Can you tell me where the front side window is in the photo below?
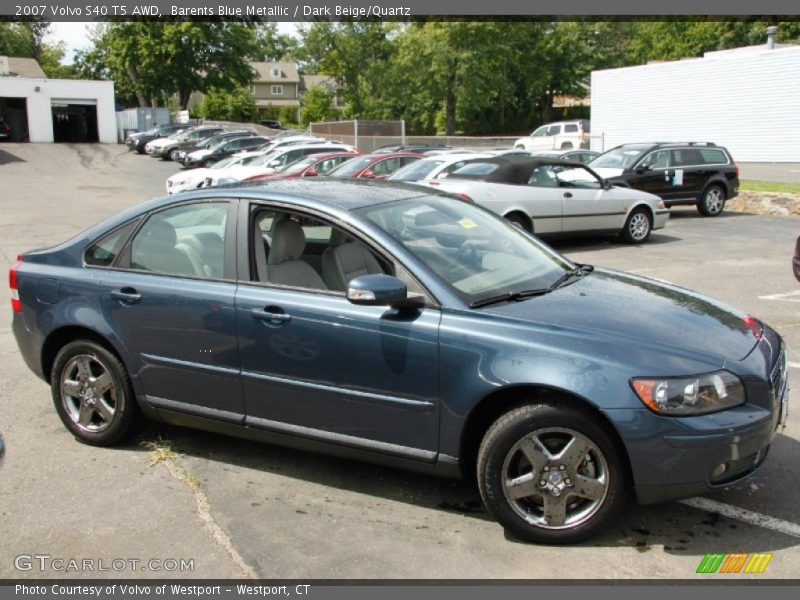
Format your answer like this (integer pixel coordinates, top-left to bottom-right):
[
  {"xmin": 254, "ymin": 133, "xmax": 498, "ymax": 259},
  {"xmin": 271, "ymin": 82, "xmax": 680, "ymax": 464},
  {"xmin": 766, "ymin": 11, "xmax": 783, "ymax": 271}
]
[
  {"xmin": 640, "ymin": 150, "xmax": 670, "ymax": 170},
  {"xmin": 527, "ymin": 165, "xmax": 559, "ymax": 187},
  {"xmin": 130, "ymin": 203, "xmax": 228, "ymax": 279},
  {"xmin": 547, "ymin": 125, "xmax": 561, "ymax": 136},
  {"xmin": 250, "ymin": 210, "xmax": 390, "ymax": 292},
  {"xmin": 531, "ymin": 126, "xmax": 548, "ymax": 137},
  {"xmin": 359, "ymin": 196, "xmax": 572, "ymax": 306}
]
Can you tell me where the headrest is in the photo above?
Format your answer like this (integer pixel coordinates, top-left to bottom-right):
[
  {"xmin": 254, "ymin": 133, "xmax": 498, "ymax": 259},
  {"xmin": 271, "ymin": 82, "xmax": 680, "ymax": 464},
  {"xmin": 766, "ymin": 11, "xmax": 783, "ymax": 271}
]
[
  {"xmin": 329, "ymin": 229, "xmax": 350, "ymax": 247},
  {"xmin": 268, "ymin": 219, "xmax": 306, "ymax": 265},
  {"xmin": 142, "ymin": 220, "xmax": 177, "ymax": 248}
]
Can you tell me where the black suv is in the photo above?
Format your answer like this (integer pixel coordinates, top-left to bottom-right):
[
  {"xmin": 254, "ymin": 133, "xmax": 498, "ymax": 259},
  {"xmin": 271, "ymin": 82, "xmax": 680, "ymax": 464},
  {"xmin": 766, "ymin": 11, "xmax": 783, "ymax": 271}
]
[{"xmin": 589, "ymin": 142, "xmax": 739, "ymax": 216}]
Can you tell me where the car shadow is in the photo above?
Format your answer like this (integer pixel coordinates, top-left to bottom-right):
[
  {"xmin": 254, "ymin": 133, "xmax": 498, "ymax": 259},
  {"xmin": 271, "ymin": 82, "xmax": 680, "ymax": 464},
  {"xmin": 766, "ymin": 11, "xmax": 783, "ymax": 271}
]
[
  {"xmin": 0, "ymin": 147, "xmax": 26, "ymax": 165},
  {"xmin": 118, "ymin": 420, "xmax": 799, "ymax": 555},
  {"xmin": 667, "ymin": 208, "xmax": 753, "ymax": 220},
  {"xmin": 549, "ymin": 232, "xmax": 683, "ymax": 254}
]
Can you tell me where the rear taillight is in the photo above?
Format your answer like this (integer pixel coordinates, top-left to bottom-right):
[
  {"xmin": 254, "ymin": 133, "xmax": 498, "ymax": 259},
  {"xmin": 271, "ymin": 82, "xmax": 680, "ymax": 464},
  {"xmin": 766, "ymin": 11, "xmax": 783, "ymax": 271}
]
[
  {"xmin": 743, "ymin": 315, "xmax": 763, "ymax": 339},
  {"xmin": 735, "ymin": 164, "xmax": 739, "ymax": 177},
  {"xmin": 453, "ymin": 193, "xmax": 473, "ymax": 202},
  {"xmin": 9, "ymin": 255, "xmax": 22, "ymax": 312}
]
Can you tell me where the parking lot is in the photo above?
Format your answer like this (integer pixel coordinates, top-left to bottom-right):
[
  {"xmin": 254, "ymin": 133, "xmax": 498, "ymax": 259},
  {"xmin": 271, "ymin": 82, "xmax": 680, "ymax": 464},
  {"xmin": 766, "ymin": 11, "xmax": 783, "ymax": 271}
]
[{"xmin": 0, "ymin": 143, "xmax": 798, "ymax": 579}]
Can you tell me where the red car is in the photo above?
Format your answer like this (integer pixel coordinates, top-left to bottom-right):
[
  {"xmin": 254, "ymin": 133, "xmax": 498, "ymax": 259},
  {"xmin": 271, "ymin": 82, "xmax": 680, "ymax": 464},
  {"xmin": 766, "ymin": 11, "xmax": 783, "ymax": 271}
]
[
  {"xmin": 243, "ymin": 152, "xmax": 360, "ymax": 182},
  {"xmin": 794, "ymin": 235, "xmax": 800, "ymax": 282},
  {"xmin": 326, "ymin": 152, "xmax": 421, "ymax": 180}
]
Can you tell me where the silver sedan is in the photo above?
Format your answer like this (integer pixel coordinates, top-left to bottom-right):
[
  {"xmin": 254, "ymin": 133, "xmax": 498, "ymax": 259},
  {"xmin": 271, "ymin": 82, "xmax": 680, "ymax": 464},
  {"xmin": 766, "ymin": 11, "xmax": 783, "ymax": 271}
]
[{"xmin": 424, "ymin": 156, "xmax": 669, "ymax": 243}]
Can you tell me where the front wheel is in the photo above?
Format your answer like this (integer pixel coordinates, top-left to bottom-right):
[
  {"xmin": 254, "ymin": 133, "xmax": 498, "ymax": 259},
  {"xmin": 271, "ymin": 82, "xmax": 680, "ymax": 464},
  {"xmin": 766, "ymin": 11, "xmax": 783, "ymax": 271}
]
[
  {"xmin": 698, "ymin": 185, "xmax": 726, "ymax": 217},
  {"xmin": 560, "ymin": 142, "xmax": 573, "ymax": 150},
  {"xmin": 168, "ymin": 148, "xmax": 182, "ymax": 162},
  {"xmin": 477, "ymin": 403, "xmax": 628, "ymax": 544},
  {"xmin": 51, "ymin": 340, "xmax": 138, "ymax": 446},
  {"xmin": 620, "ymin": 207, "xmax": 652, "ymax": 244}
]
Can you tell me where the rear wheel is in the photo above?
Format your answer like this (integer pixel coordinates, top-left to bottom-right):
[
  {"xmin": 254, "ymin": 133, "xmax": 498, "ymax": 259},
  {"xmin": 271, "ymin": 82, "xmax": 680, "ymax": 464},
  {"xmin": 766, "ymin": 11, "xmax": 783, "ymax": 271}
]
[
  {"xmin": 167, "ymin": 148, "xmax": 181, "ymax": 162},
  {"xmin": 51, "ymin": 340, "xmax": 138, "ymax": 446},
  {"xmin": 505, "ymin": 212, "xmax": 533, "ymax": 233},
  {"xmin": 560, "ymin": 142, "xmax": 573, "ymax": 150},
  {"xmin": 477, "ymin": 403, "xmax": 627, "ymax": 544},
  {"xmin": 698, "ymin": 184, "xmax": 726, "ymax": 217},
  {"xmin": 620, "ymin": 207, "xmax": 652, "ymax": 244}
]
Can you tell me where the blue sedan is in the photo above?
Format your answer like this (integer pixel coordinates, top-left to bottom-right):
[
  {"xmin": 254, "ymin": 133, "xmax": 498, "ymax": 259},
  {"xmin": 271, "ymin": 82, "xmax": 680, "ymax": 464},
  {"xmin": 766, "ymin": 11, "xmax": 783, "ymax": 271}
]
[{"xmin": 10, "ymin": 179, "xmax": 787, "ymax": 543}]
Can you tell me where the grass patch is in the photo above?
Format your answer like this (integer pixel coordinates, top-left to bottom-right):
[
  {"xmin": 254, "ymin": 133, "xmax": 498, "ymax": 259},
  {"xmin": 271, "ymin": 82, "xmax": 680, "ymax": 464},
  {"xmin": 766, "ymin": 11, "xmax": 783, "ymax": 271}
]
[
  {"xmin": 142, "ymin": 437, "xmax": 181, "ymax": 467},
  {"xmin": 740, "ymin": 180, "xmax": 800, "ymax": 194}
]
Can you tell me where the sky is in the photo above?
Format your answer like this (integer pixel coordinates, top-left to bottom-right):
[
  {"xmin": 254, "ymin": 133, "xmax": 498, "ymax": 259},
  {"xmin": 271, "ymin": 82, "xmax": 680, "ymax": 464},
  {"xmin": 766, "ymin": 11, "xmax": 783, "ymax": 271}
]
[{"xmin": 48, "ymin": 22, "xmax": 300, "ymax": 64}]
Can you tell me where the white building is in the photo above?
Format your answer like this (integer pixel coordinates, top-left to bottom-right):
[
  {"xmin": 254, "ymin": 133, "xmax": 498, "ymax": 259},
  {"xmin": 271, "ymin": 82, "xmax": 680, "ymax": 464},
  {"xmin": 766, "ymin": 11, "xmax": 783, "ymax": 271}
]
[
  {"xmin": 0, "ymin": 56, "xmax": 116, "ymax": 144},
  {"xmin": 590, "ymin": 43, "xmax": 800, "ymax": 162}
]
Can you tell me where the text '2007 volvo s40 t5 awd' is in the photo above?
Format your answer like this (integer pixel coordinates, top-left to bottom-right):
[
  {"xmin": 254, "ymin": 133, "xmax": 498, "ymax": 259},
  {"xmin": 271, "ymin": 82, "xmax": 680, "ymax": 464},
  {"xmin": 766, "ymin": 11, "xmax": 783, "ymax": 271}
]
[{"xmin": 10, "ymin": 179, "xmax": 789, "ymax": 543}]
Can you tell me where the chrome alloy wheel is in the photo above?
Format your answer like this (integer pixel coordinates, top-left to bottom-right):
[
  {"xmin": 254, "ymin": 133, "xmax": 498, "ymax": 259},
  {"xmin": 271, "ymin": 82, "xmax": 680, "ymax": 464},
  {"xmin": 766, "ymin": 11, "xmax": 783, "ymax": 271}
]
[
  {"xmin": 704, "ymin": 187, "xmax": 725, "ymax": 215},
  {"xmin": 501, "ymin": 427, "xmax": 609, "ymax": 530},
  {"xmin": 628, "ymin": 212, "xmax": 650, "ymax": 241},
  {"xmin": 60, "ymin": 354, "xmax": 117, "ymax": 433}
]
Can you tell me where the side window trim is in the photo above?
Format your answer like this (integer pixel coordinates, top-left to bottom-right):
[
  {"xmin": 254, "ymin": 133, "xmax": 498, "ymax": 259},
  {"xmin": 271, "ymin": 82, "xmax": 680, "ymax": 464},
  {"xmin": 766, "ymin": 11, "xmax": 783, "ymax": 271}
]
[
  {"xmin": 238, "ymin": 199, "xmax": 440, "ymax": 307},
  {"xmin": 83, "ymin": 217, "xmax": 142, "ymax": 270}
]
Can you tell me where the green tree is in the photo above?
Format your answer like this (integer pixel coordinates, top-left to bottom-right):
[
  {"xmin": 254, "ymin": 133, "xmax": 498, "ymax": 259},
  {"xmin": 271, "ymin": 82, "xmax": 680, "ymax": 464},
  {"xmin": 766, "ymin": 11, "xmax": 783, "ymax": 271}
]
[
  {"xmin": 200, "ymin": 87, "xmax": 256, "ymax": 122},
  {"xmin": 75, "ymin": 22, "xmax": 257, "ymax": 109},
  {"xmin": 254, "ymin": 23, "xmax": 298, "ymax": 61},
  {"xmin": 301, "ymin": 85, "xmax": 338, "ymax": 125}
]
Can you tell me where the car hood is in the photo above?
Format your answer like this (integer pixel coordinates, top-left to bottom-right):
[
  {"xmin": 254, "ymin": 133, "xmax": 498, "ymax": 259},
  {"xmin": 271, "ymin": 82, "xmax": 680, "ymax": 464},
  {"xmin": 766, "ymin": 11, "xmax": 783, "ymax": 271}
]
[
  {"xmin": 167, "ymin": 168, "xmax": 213, "ymax": 185},
  {"xmin": 591, "ymin": 167, "xmax": 625, "ymax": 178},
  {"xmin": 188, "ymin": 149, "xmax": 213, "ymax": 160},
  {"xmin": 481, "ymin": 268, "xmax": 759, "ymax": 364}
]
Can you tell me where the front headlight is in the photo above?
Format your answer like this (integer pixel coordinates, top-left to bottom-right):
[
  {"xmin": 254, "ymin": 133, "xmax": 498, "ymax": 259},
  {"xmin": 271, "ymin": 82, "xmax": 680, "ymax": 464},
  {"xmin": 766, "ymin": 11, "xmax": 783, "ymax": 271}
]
[{"xmin": 630, "ymin": 370, "xmax": 745, "ymax": 416}]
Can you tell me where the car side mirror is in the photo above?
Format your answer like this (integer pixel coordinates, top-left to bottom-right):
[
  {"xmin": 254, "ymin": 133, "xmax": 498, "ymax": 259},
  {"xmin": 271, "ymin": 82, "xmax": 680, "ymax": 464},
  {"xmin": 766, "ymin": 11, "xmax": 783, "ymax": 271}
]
[
  {"xmin": 268, "ymin": 159, "xmax": 281, "ymax": 167},
  {"xmin": 347, "ymin": 274, "xmax": 424, "ymax": 309},
  {"xmin": 635, "ymin": 165, "xmax": 651, "ymax": 174},
  {"xmin": 602, "ymin": 179, "xmax": 614, "ymax": 190},
  {"xmin": 304, "ymin": 167, "xmax": 318, "ymax": 177},
  {"xmin": 375, "ymin": 174, "xmax": 388, "ymax": 181},
  {"xmin": 362, "ymin": 170, "xmax": 376, "ymax": 179}
]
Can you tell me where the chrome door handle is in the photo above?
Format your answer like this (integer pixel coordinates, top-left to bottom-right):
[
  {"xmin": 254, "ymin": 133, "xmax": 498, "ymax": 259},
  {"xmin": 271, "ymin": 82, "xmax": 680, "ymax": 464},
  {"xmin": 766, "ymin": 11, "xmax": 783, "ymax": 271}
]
[
  {"xmin": 110, "ymin": 288, "xmax": 141, "ymax": 303},
  {"xmin": 563, "ymin": 192, "xmax": 573, "ymax": 198},
  {"xmin": 251, "ymin": 308, "xmax": 291, "ymax": 325}
]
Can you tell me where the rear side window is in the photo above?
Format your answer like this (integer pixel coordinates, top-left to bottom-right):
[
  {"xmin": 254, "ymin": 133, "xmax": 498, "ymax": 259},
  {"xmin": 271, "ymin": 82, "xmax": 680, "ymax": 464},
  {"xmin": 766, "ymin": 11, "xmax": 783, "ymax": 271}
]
[
  {"xmin": 451, "ymin": 162, "xmax": 499, "ymax": 176},
  {"xmin": 130, "ymin": 203, "xmax": 229, "ymax": 279},
  {"xmin": 564, "ymin": 124, "xmax": 578, "ymax": 133},
  {"xmin": 672, "ymin": 149, "xmax": 704, "ymax": 167},
  {"xmin": 85, "ymin": 220, "xmax": 138, "ymax": 267},
  {"xmin": 698, "ymin": 149, "xmax": 728, "ymax": 164}
]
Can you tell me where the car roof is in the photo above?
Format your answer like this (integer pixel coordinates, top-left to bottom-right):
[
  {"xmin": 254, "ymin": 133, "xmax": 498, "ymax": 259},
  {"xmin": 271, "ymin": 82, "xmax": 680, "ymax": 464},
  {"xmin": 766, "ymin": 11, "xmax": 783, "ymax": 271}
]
[{"xmin": 446, "ymin": 156, "xmax": 584, "ymax": 184}]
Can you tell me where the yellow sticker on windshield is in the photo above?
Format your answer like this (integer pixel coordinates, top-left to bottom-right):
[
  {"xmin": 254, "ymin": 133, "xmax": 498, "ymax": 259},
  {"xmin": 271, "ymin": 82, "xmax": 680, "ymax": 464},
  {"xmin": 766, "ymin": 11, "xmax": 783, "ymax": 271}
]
[{"xmin": 458, "ymin": 218, "xmax": 478, "ymax": 229}]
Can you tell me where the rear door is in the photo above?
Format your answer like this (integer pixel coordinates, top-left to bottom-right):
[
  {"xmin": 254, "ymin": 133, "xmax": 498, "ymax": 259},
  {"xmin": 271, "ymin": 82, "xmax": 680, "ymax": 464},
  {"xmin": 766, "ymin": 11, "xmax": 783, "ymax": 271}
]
[
  {"xmin": 671, "ymin": 148, "xmax": 711, "ymax": 201},
  {"xmin": 98, "ymin": 200, "xmax": 243, "ymax": 419}
]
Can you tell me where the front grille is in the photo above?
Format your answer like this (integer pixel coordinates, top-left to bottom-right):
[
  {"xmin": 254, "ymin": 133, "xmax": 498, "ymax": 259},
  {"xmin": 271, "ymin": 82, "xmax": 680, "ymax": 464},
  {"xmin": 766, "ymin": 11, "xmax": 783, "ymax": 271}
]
[{"xmin": 770, "ymin": 347, "xmax": 788, "ymax": 430}]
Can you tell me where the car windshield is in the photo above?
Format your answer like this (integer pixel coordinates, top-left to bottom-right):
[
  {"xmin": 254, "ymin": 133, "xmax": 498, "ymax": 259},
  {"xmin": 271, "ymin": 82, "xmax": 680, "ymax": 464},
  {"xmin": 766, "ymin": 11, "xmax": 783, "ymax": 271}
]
[
  {"xmin": 211, "ymin": 156, "xmax": 242, "ymax": 170},
  {"xmin": 276, "ymin": 155, "xmax": 319, "ymax": 174},
  {"xmin": 589, "ymin": 146, "xmax": 649, "ymax": 169},
  {"xmin": 388, "ymin": 159, "xmax": 444, "ymax": 182},
  {"xmin": 327, "ymin": 155, "xmax": 374, "ymax": 178},
  {"xmin": 358, "ymin": 196, "xmax": 573, "ymax": 305}
]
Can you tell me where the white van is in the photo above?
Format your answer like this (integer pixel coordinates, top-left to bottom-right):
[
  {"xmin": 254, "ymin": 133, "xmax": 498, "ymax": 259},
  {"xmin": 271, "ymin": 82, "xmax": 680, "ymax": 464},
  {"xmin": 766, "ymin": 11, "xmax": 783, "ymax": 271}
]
[{"xmin": 514, "ymin": 119, "xmax": 590, "ymax": 151}]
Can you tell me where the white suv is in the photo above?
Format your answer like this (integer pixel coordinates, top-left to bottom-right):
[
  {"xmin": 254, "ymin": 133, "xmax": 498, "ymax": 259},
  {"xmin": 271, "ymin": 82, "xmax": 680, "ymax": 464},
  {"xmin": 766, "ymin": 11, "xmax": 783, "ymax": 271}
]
[{"xmin": 514, "ymin": 120, "xmax": 590, "ymax": 151}]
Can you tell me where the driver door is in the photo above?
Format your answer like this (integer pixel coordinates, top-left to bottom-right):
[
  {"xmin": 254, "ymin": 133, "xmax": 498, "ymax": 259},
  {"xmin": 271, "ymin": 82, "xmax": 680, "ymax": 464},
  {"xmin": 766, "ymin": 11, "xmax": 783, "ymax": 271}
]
[{"xmin": 556, "ymin": 166, "xmax": 626, "ymax": 232}]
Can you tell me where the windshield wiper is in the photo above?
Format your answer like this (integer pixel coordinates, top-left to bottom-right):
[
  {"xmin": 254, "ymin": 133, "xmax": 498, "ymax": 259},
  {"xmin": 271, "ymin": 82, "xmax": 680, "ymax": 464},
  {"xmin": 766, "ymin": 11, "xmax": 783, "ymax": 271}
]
[
  {"xmin": 470, "ymin": 288, "xmax": 551, "ymax": 308},
  {"xmin": 548, "ymin": 264, "xmax": 594, "ymax": 291},
  {"xmin": 469, "ymin": 265, "xmax": 594, "ymax": 309}
]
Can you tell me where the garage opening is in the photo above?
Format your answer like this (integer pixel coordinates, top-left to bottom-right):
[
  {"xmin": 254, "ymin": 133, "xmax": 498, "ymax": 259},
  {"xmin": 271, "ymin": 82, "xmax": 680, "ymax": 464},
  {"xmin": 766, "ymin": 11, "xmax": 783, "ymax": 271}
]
[
  {"xmin": 51, "ymin": 99, "xmax": 99, "ymax": 143},
  {"xmin": 0, "ymin": 97, "xmax": 30, "ymax": 142}
]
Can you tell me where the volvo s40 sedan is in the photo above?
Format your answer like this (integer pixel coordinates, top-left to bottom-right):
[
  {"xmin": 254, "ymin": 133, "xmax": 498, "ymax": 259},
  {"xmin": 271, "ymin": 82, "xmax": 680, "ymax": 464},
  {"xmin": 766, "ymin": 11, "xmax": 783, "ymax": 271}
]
[{"xmin": 11, "ymin": 180, "xmax": 788, "ymax": 543}]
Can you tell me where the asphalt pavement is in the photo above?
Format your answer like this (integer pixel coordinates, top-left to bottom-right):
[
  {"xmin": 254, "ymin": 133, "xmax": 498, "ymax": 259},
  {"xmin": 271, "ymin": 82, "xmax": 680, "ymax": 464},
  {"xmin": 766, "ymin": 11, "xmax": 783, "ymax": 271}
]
[{"xmin": 0, "ymin": 144, "xmax": 797, "ymax": 579}]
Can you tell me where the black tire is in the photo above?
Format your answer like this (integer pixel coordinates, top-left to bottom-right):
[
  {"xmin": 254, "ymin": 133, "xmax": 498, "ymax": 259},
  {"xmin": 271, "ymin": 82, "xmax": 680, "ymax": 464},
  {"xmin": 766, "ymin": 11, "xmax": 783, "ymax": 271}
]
[
  {"xmin": 698, "ymin": 184, "xmax": 726, "ymax": 217},
  {"xmin": 477, "ymin": 403, "xmax": 628, "ymax": 544},
  {"xmin": 620, "ymin": 207, "xmax": 652, "ymax": 244},
  {"xmin": 136, "ymin": 147, "xmax": 145, "ymax": 154},
  {"xmin": 202, "ymin": 159, "xmax": 214, "ymax": 168},
  {"xmin": 505, "ymin": 212, "xmax": 533, "ymax": 233},
  {"xmin": 51, "ymin": 340, "xmax": 138, "ymax": 447}
]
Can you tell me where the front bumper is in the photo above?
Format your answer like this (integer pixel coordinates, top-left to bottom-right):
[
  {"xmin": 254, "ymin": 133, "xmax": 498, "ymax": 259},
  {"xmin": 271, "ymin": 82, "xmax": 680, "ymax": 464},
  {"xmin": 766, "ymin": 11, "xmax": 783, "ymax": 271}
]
[
  {"xmin": 653, "ymin": 209, "xmax": 670, "ymax": 231},
  {"xmin": 611, "ymin": 336, "xmax": 788, "ymax": 505}
]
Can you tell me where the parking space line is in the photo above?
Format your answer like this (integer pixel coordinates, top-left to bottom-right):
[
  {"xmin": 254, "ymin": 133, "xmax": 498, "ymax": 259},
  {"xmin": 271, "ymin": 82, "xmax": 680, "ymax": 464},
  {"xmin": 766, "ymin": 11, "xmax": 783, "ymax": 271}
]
[
  {"xmin": 758, "ymin": 291, "xmax": 800, "ymax": 302},
  {"xmin": 789, "ymin": 361, "xmax": 800, "ymax": 369},
  {"xmin": 679, "ymin": 497, "xmax": 800, "ymax": 538}
]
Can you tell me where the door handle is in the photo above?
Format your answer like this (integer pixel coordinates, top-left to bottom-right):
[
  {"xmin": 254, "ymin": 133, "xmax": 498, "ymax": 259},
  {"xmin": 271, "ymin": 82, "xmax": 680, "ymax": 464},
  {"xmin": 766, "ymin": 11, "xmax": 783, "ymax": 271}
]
[
  {"xmin": 251, "ymin": 307, "xmax": 291, "ymax": 325},
  {"xmin": 563, "ymin": 192, "xmax": 573, "ymax": 198},
  {"xmin": 110, "ymin": 287, "xmax": 142, "ymax": 304}
]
